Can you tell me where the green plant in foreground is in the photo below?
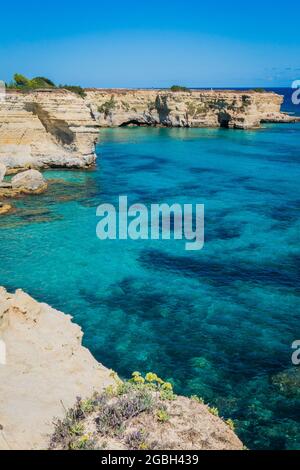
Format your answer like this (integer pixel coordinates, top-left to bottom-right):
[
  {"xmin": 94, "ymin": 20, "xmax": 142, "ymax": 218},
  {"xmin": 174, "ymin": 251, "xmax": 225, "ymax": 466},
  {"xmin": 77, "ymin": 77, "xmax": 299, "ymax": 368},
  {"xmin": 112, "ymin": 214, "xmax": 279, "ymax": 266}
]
[
  {"xmin": 80, "ymin": 397, "xmax": 96, "ymax": 414},
  {"xmin": 69, "ymin": 421, "xmax": 84, "ymax": 436},
  {"xmin": 125, "ymin": 429, "xmax": 149, "ymax": 450},
  {"xmin": 70, "ymin": 434, "xmax": 97, "ymax": 450},
  {"xmin": 129, "ymin": 371, "xmax": 175, "ymax": 401},
  {"xmin": 225, "ymin": 418, "xmax": 235, "ymax": 431},
  {"xmin": 51, "ymin": 370, "xmax": 241, "ymax": 451},
  {"xmin": 190, "ymin": 395, "xmax": 204, "ymax": 404},
  {"xmin": 208, "ymin": 406, "xmax": 219, "ymax": 417},
  {"xmin": 156, "ymin": 408, "xmax": 170, "ymax": 423}
]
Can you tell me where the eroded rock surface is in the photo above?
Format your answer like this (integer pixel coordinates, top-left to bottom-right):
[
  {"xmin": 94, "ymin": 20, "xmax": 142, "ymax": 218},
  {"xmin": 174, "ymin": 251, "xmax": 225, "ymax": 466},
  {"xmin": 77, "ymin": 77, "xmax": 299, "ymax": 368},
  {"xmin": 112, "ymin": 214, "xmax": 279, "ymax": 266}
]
[
  {"xmin": 85, "ymin": 89, "xmax": 298, "ymax": 129},
  {"xmin": 0, "ymin": 89, "xmax": 100, "ymax": 170},
  {"xmin": 0, "ymin": 89, "xmax": 298, "ymax": 173},
  {"xmin": 0, "ymin": 288, "xmax": 243, "ymax": 451},
  {"xmin": 0, "ymin": 287, "xmax": 114, "ymax": 450}
]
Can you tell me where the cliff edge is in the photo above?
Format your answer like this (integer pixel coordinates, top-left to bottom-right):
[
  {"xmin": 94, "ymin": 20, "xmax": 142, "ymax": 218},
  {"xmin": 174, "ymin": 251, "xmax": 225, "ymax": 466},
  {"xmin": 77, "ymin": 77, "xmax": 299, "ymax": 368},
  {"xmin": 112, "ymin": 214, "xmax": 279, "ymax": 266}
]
[
  {"xmin": 0, "ymin": 88, "xmax": 298, "ymax": 173},
  {"xmin": 0, "ymin": 287, "xmax": 114, "ymax": 450},
  {"xmin": 0, "ymin": 89, "xmax": 99, "ymax": 171},
  {"xmin": 85, "ymin": 88, "xmax": 297, "ymax": 129},
  {"xmin": 0, "ymin": 287, "xmax": 243, "ymax": 450}
]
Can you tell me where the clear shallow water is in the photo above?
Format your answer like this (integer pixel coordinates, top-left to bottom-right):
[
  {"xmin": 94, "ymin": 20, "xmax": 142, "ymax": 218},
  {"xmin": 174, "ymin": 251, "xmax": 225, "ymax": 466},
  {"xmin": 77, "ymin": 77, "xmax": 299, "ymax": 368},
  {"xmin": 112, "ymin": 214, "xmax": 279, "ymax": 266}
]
[{"xmin": 1, "ymin": 124, "xmax": 300, "ymax": 449}]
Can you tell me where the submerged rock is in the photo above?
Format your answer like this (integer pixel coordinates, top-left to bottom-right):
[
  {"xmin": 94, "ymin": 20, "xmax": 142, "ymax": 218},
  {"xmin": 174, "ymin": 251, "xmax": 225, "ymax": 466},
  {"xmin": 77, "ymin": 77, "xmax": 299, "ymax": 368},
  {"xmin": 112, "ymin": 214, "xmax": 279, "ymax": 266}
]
[
  {"xmin": 11, "ymin": 169, "xmax": 47, "ymax": 193},
  {"xmin": 0, "ymin": 202, "xmax": 12, "ymax": 215}
]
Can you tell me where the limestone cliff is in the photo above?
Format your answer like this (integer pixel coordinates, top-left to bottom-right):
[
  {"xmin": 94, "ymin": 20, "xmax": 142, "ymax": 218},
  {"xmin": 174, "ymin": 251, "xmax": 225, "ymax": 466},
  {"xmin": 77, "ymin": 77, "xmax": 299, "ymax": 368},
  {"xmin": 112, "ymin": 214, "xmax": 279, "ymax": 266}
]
[
  {"xmin": 0, "ymin": 288, "xmax": 243, "ymax": 450},
  {"xmin": 0, "ymin": 88, "xmax": 297, "ymax": 172},
  {"xmin": 85, "ymin": 88, "xmax": 297, "ymax": 129},
  {"xmin": 0, "ymin": 89, "xmax": 99, "ymax": 170},
  {"xmin": 0, "ymin": 287, "xmax": 114, "ymax": 450}
]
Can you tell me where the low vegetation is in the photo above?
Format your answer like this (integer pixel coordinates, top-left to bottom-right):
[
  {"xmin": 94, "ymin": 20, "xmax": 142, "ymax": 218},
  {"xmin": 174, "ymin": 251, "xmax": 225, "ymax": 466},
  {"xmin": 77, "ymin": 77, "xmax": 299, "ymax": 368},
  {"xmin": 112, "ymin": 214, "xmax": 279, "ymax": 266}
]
[
  {"xmin": 6, "ymin": 73, "xmax": 86, "ymax": 97},
  {"xmin": 98, "ymin": 96, "xmax": 116, "ymax": 116},
  {"xmin": 170, "ymin": 85, "xmax": 191, "ymax": 92},
  {"xmin": 49, "ymin": 371, "xmax": 240, "ymax": 451},
  {"xmin": 58, "ymin": 85, "xmax": 86, "ymax": 98}
]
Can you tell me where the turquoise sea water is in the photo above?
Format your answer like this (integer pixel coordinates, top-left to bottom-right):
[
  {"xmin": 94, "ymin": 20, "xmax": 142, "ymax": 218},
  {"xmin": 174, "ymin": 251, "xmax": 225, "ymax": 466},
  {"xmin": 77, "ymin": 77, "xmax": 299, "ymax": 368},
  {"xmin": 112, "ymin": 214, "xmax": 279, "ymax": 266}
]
[{"xmin": 1, "ymin": 122, "xmax": 300, "ymax": 449}]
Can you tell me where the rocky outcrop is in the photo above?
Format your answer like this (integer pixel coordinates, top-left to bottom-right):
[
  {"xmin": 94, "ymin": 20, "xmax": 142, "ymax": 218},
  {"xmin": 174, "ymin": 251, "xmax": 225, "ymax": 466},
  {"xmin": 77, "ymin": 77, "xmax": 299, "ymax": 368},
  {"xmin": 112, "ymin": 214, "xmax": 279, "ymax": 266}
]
[
  {"xmin": 0, "ymin": 89, "xmax": 298, "ymax": 173},
  {"xmin": 0, "ymin": 287, "xmax": 114, "ymax": 450},
  {"xmin": 50, "ymin": 379, "xmax": 243, "ymax": 451},
  {"xmin": 0, "ymin": 288, "xmax": 243, "ymax": 450},
  {"xmin": 0, "ymin": 89, "xmax": 100, "ymax": 170},
  {"xmin": 0, "ymin": 202, "xmax": 12, "ymax": 215},
  {"xmin": 0, "ymin": 168, "xmax": 47, "ymax": 199},
  {"xmin": 11, "ymin": 169, "xmax": 47, "ymax": 193},
  {"xmin": 85, "ymin": 89, "xmax": 298, "ymax": 129}
]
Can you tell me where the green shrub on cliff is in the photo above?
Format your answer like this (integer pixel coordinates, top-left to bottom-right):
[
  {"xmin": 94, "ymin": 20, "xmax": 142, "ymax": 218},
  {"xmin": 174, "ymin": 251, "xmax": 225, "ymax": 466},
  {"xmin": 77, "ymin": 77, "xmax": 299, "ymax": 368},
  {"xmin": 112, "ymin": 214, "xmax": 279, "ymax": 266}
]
[
  {"xmin": 170, "ymin": 85, "xmax": 191, "ymax": 92},
  {"xmin": 98, "ymin": 96, "xmax": 116, "ymax": 116},
  {"xmin": 49, "ymin": 371, "xmax": 175, "ymax": 450},
  {"xmin": 58, "ymin": 85, "xmax": 86, "ymax": 98},
  {"xmin": 9, "ymin": 73, "xmax": 55, "ymax": 89},
  {"xmin": 6, "ymin": 73, "xmax": 86, "ymax": 97},
  {"xmin": 13, "ymin": 73, "xmax": 30, "ymax": 87},
  {"xmin": 30, "ymin": 76, "xmax": 55, "ymax": 88}
]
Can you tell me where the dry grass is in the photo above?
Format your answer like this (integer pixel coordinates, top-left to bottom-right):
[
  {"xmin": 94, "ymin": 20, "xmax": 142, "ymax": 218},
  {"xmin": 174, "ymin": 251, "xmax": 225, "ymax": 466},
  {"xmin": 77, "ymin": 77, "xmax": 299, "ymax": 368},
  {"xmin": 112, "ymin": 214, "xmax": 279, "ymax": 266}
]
[{"xmin": 49, "ymin": 372, "xmax": 243, "ymax": 451}]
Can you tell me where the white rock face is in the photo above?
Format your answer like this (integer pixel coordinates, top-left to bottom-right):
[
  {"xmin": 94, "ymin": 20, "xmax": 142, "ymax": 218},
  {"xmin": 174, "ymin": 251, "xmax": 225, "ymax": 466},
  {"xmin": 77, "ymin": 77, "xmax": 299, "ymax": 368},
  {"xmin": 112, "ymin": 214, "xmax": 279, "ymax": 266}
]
[
  {"xmin": 0, "ymin": 90, "xmax": 99, "ymax": 170},
  {"xmin": 0, "ymin": 162, "xmax": 6, "ymax": 182},
  {"xmin": 0, "ymin": 89, "xmax": 297, "ymax": 171},
  {"xmin": 0, "ymin": 287, "xmax": 114, "ymax": 450},
  {"xmin": 11, "ymin": 169, "xmax": 46, "ymax": 192},
  {"xmin": 85, "ymin": 89, "xmax": 298, "ymax": 129}
]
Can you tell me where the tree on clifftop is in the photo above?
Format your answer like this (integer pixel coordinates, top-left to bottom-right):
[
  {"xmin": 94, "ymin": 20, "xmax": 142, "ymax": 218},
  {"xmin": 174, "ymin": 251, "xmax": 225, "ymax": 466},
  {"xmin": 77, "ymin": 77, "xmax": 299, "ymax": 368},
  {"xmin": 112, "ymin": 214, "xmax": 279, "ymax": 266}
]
[{"xmin": 13, "ymin": 73, "xmax": 30, "ymax": 87}]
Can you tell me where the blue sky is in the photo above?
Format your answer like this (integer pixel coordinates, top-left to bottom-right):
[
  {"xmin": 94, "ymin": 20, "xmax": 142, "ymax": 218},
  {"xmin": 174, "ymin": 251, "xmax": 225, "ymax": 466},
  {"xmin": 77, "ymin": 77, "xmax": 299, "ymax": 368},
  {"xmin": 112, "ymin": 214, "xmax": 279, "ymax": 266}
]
[{"xmin": 1, "ymin": 1, "xmax": 300, "ymax": 87}]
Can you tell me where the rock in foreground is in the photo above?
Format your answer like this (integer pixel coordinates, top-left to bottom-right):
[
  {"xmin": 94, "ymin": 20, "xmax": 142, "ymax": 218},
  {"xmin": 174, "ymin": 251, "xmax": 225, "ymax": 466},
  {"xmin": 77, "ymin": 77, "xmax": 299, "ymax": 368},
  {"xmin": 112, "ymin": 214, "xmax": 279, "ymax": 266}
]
[
  {"xmin": 0, "ymin": 287, "xmax": 114, "ymax": 450},
  {"xmin": 0, "ymin": 288, "xmax": 243, "ymax": 450},
  {"xmin": 50, "ymin": 374, "xmax": 243, "ymax": 451}
]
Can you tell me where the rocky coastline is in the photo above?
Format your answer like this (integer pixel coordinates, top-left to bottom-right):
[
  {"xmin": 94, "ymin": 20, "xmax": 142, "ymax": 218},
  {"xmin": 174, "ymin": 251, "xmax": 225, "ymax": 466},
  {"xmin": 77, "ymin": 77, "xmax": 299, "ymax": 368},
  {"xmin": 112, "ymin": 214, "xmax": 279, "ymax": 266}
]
[
  {"xmin": 0, "ymin": 287, "xmax": 243, "ymax": 450},
  {"xmin": 0, "ymin": 88, "xmax": 298, "ymax": 174},
  {"xmin": 85, "ymin": 88, "xmax": 298, "ymax": 129},
  {"xmin": 0, "ymin": 90, "xmax": 297, "ymax": 449},
  {"xmin": 0, "ymin": 88, "xmax": 298, "ymax": 210}
]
